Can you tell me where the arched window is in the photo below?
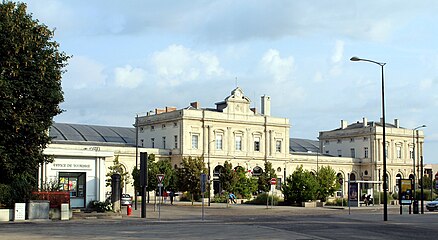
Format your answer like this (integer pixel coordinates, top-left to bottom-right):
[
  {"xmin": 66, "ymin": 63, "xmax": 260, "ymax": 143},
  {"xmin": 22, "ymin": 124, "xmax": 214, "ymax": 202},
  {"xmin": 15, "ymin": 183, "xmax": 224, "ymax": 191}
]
[{"xmin": 252, "ymin": 166, "xmax": 263, "ymax": 176}]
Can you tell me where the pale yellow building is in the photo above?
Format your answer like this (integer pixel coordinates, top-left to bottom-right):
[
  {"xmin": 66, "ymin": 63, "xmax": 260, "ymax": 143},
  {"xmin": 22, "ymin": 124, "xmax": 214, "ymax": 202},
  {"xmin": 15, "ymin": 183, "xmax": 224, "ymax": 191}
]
[{"xmin": 42, "ymin": 87, "xmax": 426, "ymax": 207}]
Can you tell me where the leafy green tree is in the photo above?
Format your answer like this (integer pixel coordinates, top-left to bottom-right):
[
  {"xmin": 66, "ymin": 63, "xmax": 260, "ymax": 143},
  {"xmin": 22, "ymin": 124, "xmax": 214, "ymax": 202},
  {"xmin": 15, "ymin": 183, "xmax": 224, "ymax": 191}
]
[
  {"xmin": 234, "ymin": 167, "xmax": 257, "ymax": 199},
  {"xmin": 219, "ymin": 161, "xmax": 237, "ymax": 193},
  {"xmin": 316, "ymin": 166, "xmax": 338, "ymax": 201},
  {"xmin": 282, "ymin": 166, "xmax": 318, "ymax": 204},
  {"xmin": 131, "ymin": 167, "xmax": 140, "ymax": 195},
  {"xmin": 0, "ymin": 2, "xmax": 69, "ymax": 206},
  {"xmin": 176, "ymin": 156, "xmax": 207, "ymax": 204},
  {"xmin": 257, "ymin": 161, "xmax": 277, "ymax": 192},
  {"xmin": 106, "ymin": 156, "xmax": 130, "ymax": 192},
  {"xmin": 422, "ymin": 175, "xmax": 433, "ymax": 190},
  {"xmin": 156, "ymin": 158, "xmax": 177, "ymax": 191}
]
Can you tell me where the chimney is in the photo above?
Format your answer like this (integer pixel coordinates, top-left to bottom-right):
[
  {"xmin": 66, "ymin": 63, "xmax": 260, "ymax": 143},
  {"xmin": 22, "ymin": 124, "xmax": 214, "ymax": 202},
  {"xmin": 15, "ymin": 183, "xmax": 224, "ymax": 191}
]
[
  {"xmin": 250, "ymin": 107, "xmax": 257, "ymax": 114},
  {"xmin": 155, "ymin": 108, "xmax": 165, "ymax": 115},
  {"xmin": 165, "ymin": 106, "xmax": 177, "ymax": 112},
  {"xmin": 341, "ymin": 120, "xmax": 348, "ymax": 129},
  {"xmin": 380, "ymin": 117, "xmax": 384, "ymax": 125},
  {"xmin": 363, "ymin": 117, "xmax": 368, "ymax": 127},
  {"xmin": 394, "ymin": 118, "xmax": 399, "ymax": 128},
  {"xmin": 190, "ymin": 101, "xmax": 200, "ymax": 109},
  {"xmin": 261, "ymin": 95, "xmax": 271, "ymax": 116}
]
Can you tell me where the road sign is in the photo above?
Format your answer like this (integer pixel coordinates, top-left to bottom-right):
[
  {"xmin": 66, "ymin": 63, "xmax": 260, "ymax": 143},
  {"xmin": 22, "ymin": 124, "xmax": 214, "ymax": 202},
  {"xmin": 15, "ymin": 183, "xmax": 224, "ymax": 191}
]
[
  {"xmin": 157, "ymin": 174, "xmax": 165, "ymax": 184},
  {"xmin": 200, "ymin": 173, "xmax": 207, "ymax": 193},
  {"xmin": 270, "ymin": 178, "xmax": 277, "ymax": 185}
]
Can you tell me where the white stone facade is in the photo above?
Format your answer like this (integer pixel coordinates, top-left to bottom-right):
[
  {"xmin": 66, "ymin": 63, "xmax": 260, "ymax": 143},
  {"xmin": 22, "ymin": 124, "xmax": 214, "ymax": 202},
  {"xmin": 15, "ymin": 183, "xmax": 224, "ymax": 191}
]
[{"xmin": 319, "ymin": 118, "xmax": 425, "ymax": 193}]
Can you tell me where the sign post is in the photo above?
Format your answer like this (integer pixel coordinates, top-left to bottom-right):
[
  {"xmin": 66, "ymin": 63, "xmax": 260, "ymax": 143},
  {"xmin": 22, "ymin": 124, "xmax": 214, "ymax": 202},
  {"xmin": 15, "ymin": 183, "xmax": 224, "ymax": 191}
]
[
  {"xmin": 435, "ymin": 173, "xmax": 438, "ymax": 190},
  {"xmin": 156, "ymin": 174, "xmax": 165, "ymax": 221},
  {"xmin": 201, "ymin": 173, "xmax": 207, "ymax": 221},
  {"xmin": 269, "ymin": 178, "xmax": 276, "ymax": 209},
  {"xmin": 399, "ymin": 178, "xmax": 413, "ymax": 215},
  {"xmin": 140, "ymin": 152, "xmax": 148, "ymax": 219}
]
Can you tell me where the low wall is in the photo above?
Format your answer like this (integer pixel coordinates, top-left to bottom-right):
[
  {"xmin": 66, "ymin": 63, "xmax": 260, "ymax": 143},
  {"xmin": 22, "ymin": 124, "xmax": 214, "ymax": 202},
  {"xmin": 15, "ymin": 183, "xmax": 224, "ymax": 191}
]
[{"xmin": 0, "ymin": 209, "xmax": 13, "ymax": 221}]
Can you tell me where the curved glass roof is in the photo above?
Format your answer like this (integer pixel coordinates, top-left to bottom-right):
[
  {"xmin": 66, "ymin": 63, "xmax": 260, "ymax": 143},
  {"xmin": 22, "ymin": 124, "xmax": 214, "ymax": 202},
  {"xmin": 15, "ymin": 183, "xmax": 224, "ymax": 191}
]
[
  {"xmin": 50, "ymin": 122, "xmax": 135, "ymax": 145},
  {"xmin": 50, "ymin": 122, "xmax": 319, "ymax": 153},
  {"xmin": 289, "ymin": 138, "xmax": 319, "ymax": 153}
]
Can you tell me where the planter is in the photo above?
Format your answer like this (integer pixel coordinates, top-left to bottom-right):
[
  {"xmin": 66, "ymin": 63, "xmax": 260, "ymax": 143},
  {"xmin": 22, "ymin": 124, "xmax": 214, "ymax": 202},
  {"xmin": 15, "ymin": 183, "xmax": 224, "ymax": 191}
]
[
  {"xmin": 0, "ymin": 209, "xmax": 13, "ymax": 221},
  {"xmin": 28, "ymin": 200, "xmax": 49, "ymax": 220},
  {"xmin": 301, "ymin": 201, "xmax": 316, "ymax": 208}
]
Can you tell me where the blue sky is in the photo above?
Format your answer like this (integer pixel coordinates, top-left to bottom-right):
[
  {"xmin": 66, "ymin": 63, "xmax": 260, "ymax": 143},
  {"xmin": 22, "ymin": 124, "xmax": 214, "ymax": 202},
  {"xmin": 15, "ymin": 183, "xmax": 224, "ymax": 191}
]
[{"xmin": 24, "ymin": 0, "xmax": 438, "ymax": 163}]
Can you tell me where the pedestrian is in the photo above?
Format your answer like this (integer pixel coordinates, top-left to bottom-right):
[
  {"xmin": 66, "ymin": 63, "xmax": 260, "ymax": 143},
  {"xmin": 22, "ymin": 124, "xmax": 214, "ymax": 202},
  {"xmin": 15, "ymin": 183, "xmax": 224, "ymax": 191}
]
[
  {"xmin": 169, "ymin": 190, "xmax": 174, "ymax": 205},
  {"xmin": 229, "ymin": 192, "xmax": 237, "ymax": 204}
]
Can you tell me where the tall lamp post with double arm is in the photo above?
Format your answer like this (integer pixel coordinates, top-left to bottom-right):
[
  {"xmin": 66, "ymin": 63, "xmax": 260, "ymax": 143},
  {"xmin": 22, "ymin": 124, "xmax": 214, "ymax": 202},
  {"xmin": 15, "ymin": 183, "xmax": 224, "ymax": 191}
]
[
  {"xmin": 412, "ymin": 125, "xmax": 426, "ymax": 211},
  {"xmin": 350, "ymin": 56, "xmax": 388, "ymax": 221}
]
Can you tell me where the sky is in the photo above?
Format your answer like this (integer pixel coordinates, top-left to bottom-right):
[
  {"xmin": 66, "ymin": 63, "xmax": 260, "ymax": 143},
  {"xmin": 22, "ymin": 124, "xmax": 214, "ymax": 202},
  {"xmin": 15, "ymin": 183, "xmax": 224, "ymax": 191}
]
[{"xmin": 22, "ymin": 0, "xmax": 438, "ymax": 163}]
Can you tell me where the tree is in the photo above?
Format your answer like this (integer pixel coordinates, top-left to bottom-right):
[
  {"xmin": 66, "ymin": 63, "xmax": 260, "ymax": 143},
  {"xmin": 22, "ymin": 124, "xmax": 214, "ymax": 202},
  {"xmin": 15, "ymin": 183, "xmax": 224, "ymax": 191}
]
[
  {"xmin": 234, "ymin": 167, "xmax": 257, "ymax": 199},
  {"xmin": 282, "ymin": 166, "xmax": 318, "ymax": 204},
  {"xmin": 218, "ymin": 161, "xmax": 237, "ymax": 193},
  {"xmin": 106, "ymin": 156, "xmax": 130, "ymax": 192},
  {"xmin": 316, "ymin": 166, "xmax": 338, "ymax": 201},
  {"xmin": 0, "ymin": 2, "xmax": 69, "ymax": 206},
  {"xmin": 176, "ymin": 156, "xmax": 207, "ymax": 204},
  {"xmin": 156, "ymin": 158, "xmax": 177, "ymax": 192},
  {"xmin": 131, "ymin": 153, "xmax": 157, "ymax": 201},
  {"xmin": 257, "ymin": 161, "xmax": 277, "ymax": 192}
]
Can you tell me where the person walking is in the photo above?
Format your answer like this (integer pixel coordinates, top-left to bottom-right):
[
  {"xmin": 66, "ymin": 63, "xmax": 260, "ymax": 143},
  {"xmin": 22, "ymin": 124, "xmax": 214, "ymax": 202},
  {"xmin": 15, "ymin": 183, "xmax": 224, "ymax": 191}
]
[{"xmin": 229, "ymin": 192, "xmax": 237, "ymax": 204}]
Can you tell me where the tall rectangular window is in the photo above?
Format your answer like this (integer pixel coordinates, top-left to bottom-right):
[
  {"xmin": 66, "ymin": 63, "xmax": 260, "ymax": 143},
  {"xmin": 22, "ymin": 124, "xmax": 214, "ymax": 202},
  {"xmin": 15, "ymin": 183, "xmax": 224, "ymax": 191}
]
[
  {"xmin": 350, "ymin": 148, "xmax": 355, "ymax": 158},
  {"xmin": 410, "ymin": 148, "xmax": 414, "ymax": 159},
  {"xmin": 174, "ymin": 135, "xmax": 178, "ymax": 149},
  {"xmin": 254, "ymin": 137, "xmax": 260, "ymax": 151},
  {"xmin": 276, "ymin": 140, "xmax": 282, "ymax": 153},
  {"xmin": 162, "ymin": 136, "xmax": 166, "ymax": 149},
  {"xmin": 216, "ymin": 134, "xmax": 223, "ymax": 150},
  {"xmin": 396, "ymin": 145, "xmax": 402, "ymax": 159},
  {"xmin": 151, "ymin": 138, "xmax": 155, "ymax": 148},
  {"xmin": 192, "ymin": 135, "xmax": 199, "ymax": 149},
  {"xmin": 364, "ymin": 147, "xmax": 369, "ymax": 158},
  {"xmin": 235, "ymin": 136, "xmax": 242, "ymax": 151}
]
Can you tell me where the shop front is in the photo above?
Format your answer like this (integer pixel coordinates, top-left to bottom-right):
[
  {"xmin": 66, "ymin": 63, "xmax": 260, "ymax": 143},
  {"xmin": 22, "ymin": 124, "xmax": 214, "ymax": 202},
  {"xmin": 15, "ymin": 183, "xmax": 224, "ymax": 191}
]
[{"xmin": 41, "ymin": 148, "xmax": 113, "ymax": 208}]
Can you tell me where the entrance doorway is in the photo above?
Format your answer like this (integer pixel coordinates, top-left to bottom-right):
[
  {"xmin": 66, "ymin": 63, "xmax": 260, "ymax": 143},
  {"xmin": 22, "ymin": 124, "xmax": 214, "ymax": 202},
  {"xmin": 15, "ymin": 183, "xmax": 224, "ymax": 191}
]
[{"xmin": 59, "ymin": 172, "xmax": 86, "ymax": 208}]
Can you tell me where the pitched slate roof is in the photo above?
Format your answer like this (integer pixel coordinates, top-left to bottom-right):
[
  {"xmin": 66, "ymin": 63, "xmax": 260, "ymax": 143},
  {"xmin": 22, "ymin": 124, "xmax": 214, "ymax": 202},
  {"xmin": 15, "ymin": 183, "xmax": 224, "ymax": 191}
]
[
  {"xmin": 50, "ymin": 122, "xmax": 135, "ymax": 146},
  {"xmin": 50, "ymin": 122, "xmax": 320, "ymax": 153}
]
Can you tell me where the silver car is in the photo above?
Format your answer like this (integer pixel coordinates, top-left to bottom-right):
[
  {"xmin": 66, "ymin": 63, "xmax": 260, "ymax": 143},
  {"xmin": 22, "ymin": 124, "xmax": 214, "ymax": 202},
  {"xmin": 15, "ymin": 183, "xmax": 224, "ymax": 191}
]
[
  {"xmin": 121, "ymin": 194, "xmax": 133, "ymax": 206},
  {"xmin": 426, "ymin": 198, "xmax": 438, "ymax": 211}
]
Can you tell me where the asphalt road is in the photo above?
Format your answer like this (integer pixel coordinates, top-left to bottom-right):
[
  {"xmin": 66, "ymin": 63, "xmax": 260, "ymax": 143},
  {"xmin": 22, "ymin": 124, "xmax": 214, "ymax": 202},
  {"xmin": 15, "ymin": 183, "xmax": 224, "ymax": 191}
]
[{"xmin": 1, "ymin": 203, "xmax": 437, "ymax": 240}]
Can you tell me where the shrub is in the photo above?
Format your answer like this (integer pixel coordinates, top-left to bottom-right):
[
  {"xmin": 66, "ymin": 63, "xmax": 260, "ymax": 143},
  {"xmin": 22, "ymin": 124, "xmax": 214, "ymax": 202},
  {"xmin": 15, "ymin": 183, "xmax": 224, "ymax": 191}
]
[
  {"xmin": 212, "ymin": 195, "xmax": 227, "ymax": 203},
  {"xmin": 0, "ymin": 184, "xmax": 12, "ymax": 208},
  {"xmin": 246, "ymin": 193, "xmax": 280, "ymax": 205},
  {"xmin": 325, "ymin": 198, "xmax": 347, "ymax": 206},
  {"xmin": 89, "ymin": 200, "xmax": 112, "ymax": 212}
]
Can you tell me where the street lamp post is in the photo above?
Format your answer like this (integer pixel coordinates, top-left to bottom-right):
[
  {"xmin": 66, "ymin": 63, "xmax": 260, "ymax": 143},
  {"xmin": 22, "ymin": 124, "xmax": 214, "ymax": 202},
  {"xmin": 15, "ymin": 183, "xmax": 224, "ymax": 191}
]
[
  {"xmin": 350, "ymin": 56, "xmax": 388, "ymax": 221},
  {"xmin": 412, "ymin": 125, "xmax": 426, "ymax": 213},
  {"xmin": 412, "ymin": 125, "xmax": 426, "ymax": 192}
]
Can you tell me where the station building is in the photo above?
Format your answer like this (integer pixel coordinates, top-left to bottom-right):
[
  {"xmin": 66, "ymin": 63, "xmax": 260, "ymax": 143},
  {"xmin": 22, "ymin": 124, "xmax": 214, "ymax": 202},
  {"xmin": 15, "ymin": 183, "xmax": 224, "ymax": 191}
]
[{"xmin": 41, "ymin": 87, "xmax": 425, "ymax": 207}]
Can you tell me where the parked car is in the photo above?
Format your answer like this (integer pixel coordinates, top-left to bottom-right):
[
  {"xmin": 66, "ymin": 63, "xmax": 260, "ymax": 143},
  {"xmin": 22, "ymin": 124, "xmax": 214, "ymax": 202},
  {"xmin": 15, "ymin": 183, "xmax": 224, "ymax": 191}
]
[
  {"xmin": 121, "ymin": 194, "xmax": 132, "ymax": 206},
  {"xmin": 426, "ymin": 198, "xmax": 438, "ymax": 211}
]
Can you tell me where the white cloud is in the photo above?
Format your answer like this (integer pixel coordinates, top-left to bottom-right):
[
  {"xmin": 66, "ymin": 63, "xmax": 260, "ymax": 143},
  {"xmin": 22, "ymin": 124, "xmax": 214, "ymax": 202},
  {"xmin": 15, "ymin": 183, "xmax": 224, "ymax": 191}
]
[
  {"xmin": 260, "ymin": 49, "xmax": 294, "ymax": 83},
  {"xmin": 114, "ymin": 65, "xmax": 145, "ymax": 88},
  {"xmin": 63, "ymin": 56, "xmax": 106, "ymax": 89},
  {"xmin": 331, "ymin": 40, "xmax": 344, "ymax": 64},
  {"xmin": 150, "ymin": 45, "xmax": 224, "ymax": 86},
  {"xmin": 314, "ymin": 72, "xmax": 324, "ymax": 82},
  {"xmin": 419, "ymin": 78, "xmax": 433, "ymax": 91}
]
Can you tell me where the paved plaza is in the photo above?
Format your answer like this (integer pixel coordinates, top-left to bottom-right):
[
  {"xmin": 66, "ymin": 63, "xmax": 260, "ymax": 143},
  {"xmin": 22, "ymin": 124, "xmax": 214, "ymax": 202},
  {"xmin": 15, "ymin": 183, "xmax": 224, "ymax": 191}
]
[{"xmin": 1, "ymin": 203, "xmax": 438, "ymax": 239}]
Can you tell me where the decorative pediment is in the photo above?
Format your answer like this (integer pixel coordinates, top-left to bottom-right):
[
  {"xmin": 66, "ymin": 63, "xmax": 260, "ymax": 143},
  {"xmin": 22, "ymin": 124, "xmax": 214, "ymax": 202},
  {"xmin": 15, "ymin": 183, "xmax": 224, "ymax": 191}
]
[{"xmin": 216, "ymin": 87, "xmax": 253, "ymax": 115}]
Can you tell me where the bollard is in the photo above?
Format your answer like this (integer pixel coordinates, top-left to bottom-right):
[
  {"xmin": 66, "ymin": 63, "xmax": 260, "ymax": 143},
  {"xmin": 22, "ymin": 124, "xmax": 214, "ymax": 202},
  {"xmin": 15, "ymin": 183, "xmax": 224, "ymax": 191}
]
[{"xmin": 127, "ymin": 204, "xmax": 132, "ymax": 216}]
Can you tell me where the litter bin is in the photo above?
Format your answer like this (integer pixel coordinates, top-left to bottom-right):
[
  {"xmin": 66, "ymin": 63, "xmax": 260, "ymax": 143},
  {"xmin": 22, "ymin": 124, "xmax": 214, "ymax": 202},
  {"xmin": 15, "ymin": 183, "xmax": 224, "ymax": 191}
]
[{"xmin": 413, "ymin": 200, "xmax": 419, "ymax": 214}]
